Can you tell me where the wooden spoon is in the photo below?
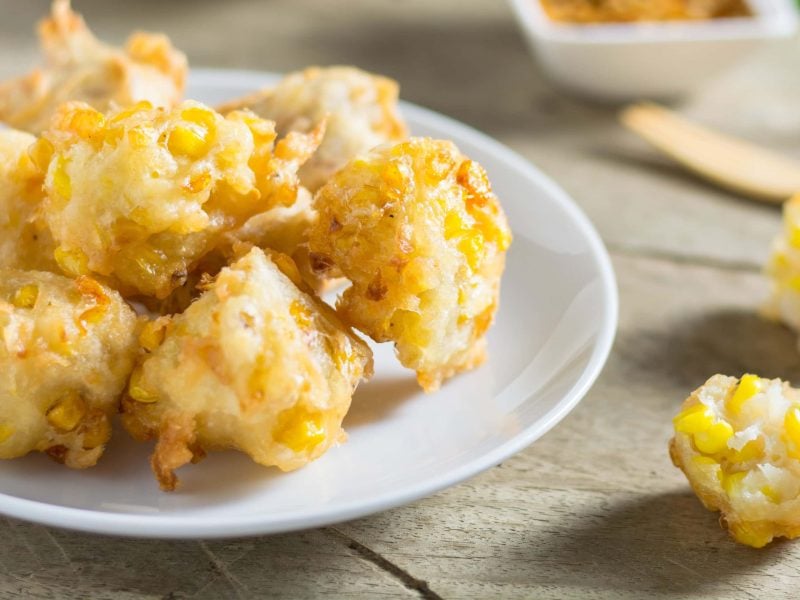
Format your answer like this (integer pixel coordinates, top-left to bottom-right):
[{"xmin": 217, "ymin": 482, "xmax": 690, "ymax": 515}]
[{"xmin": 620, "ymin": 102, "xmax": 800, "ymax": 204}]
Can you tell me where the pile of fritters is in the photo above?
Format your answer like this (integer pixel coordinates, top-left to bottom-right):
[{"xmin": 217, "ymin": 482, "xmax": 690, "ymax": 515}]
[{"xmin": 0, "ymin": 1, "xmax": 511, "ymax": 490}]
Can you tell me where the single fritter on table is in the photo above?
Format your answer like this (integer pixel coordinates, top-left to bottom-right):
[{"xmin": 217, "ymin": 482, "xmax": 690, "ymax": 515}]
[
  {"xmin": 0, "ymin": 271, "xmax": 139, "ymax": 468},
  {"xmin": 0, "ymin": 129, "xmax": 58, "ymax": 272},
  {"xmin": 0, "ymin": 0, "xmax": 187, "ymax": 134},
  {"xmin": 308, "ymin": 138, "xmax": 512, "ymax": 391},
  {"xmin": 218, "ymin": 66, "xmax": 408, "ymax": 192},
  {"xmin": 37, "ymin": 100, "xmax": 321, "ymax": 299},
  {"xmin": 122, "ymin": 247, "xmax": 373, "ymax": 491},
  {"xmin": 670, "ymin": 374, "xmax": 800, "ymax": 547}
]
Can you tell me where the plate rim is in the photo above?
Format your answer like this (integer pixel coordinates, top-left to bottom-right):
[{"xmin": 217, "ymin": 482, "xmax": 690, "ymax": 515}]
[{"xmin": 0, "ymin": 68, "xmax": 619, "ymax": 538}]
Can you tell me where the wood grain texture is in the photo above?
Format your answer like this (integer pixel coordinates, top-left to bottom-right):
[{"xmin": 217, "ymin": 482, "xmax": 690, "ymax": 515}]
[{"xmin": 1, "ymin": 0, "xmax": 800, "ymax": 598}]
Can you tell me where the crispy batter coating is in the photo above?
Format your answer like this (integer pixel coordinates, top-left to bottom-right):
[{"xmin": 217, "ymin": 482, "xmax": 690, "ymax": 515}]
[
  {"xmin": 308, "ymin": 138, "xmax": 511, "ymax": 391},
  {"xmin": 0, "ymin": 270, "xmax": 139, "ymax": 468},
  {"xmin": 39, "ymin": 100, "xmax": 321, "ymax": 299},
  {"xmin": 540, "ymin": 0, "xmax": 750, "ymax": 23},
  {"xmin": 218, "ymin": 66, "xmax": 408, "ymax": 191},
  {"xmin": 0, "ymin": 0, "xmax": 187, "ymax": 134},
  {"xmin": 121, "ymin": 248, "xmax": 373, "ymax": 491},
  {"xmin": 765, "ymin": 194, "xmax": 800, "ymax": 333},
  {"xmin": 670, "ymin": 374, "xmax": 800, "ymax": 548},
  {"xmin": 0, "ymin": 130, "xmax": 58, "ymax": 271}
]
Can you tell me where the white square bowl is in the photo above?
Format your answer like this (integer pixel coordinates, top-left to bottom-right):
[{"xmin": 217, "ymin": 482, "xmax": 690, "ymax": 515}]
[{"xmin": 509, "ymin": 0, "xmax": 798, "ymax": 101}]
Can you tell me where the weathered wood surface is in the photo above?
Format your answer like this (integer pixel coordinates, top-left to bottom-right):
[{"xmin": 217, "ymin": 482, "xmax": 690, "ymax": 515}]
[{"xmin": 2, "ymin": 0, "xmax": 800, "ymax": 598}]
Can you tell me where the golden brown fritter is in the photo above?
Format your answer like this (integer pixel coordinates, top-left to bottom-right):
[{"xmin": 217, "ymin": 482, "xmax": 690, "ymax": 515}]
[
  {"xmin": 671, "ymin": 374, "xmax": 800, "ymax": 548},
  {"xmin": 540, "ymin": 0, "xmax": 750, "ymax": 23},
  {"xmin": 121, "ymin": 248, "xmax": 373, "ymax": 491},
  {"xmin": 0, "ymin": 270, "xmax": 139, "ymax": 468},
  {"xmin": 38, "ymin": 100, "xmax": 321, "ymax": 299},
  {"xmin": 0, "ymin": 0, "xmax": 187, "ymax": 134},
  {"xmin": 218, "ymin": 66, "xmax": 408, "ymax": 191},
  {"xmin": 308, "ymin": 138, "xmax": 511, "ymax": 391},
  {"xmin": 0, "ymin": 129, "xmax": 58, "ymax": 272}
]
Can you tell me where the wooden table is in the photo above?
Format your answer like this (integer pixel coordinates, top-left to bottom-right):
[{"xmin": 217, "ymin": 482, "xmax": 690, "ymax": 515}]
[{"xmin": 2, "ymin": 1, "xmax": 800, "ymax": 597}]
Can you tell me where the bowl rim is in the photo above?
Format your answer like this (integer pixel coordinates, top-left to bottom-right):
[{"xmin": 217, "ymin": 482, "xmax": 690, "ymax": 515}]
[{"xmin": 509, "ymin": 0, "xmax": 799, "ymax": 44}]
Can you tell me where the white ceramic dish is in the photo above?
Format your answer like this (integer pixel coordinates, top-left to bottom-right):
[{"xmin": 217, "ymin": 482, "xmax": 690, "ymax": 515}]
[
  {"xmin": 509, "ymin": 0, "xmax": 798, "ymax": 101},
  {"xmin": 0, "ymin": 69, "xmax": 618, "ymax": 539}
]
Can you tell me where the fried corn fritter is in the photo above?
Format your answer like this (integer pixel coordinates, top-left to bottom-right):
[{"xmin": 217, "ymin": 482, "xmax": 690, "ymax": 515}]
[
  {"xmin": 218, "ymin": 66, "xmax": 408, "ymax": 191},
  {"xmin": 0, "ymin": 271, "xmax": 139, "ymax": 468},
  {"xmin": 540, "ymin": 0, "xmax": 750, "ymax": 23},
  {"xmin": 0, "ymin": 0, "xmax": 187, "ymax": 134},
  {"xmin": 39, "ymin": 100, "xmax": 321, "ymax": 299},
  {"xmin": 121, "ymin": 248, "xmax": 373, "ymax": 491},
  {"xmin": 765, "ymin": 194, "xmax": 800, "ymax": 333},
  {"xmin": 308, "ymin": 138, "xmax": 512, "ymax": 391},
  {"xmin": 670, "ymin": 374, "xmax": 800, "ymax": 548},
  {"xmin": 0, "ymin": 129, "xmax": 58, "ymax": 271}
]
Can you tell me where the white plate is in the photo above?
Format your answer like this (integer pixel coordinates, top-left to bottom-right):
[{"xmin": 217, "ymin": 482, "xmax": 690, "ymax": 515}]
[{"xmin": 0, "ymin": 69, "xmax": 618, "ymax": 538}]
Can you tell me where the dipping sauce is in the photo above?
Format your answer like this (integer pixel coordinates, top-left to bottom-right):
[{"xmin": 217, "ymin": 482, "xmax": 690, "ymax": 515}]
[{"xmin": 540, "ymin": 0, "xmax": 752, "ymax": 23}]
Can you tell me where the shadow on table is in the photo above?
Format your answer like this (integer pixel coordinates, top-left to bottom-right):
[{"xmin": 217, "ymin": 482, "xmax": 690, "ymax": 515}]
[
  {"xmin": 615, "ymin": 308, "xmax": 800, "ymax": 396},
  {"xmin": 504, "ymin": 490, "xmax": 788, "ymax": 596}
]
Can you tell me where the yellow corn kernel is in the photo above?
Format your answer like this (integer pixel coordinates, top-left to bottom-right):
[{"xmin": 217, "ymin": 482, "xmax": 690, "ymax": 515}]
[
  {"xmin": 182, "ymin": 107, "xmax": 217, "ymax": 130},
  {"xmin": 444, "ymin": 212, "xmax": 464, "ymax": 240},
  {"xmin": 77, "ymin": 306, "xmax": 106, "ymax": 332},
  {"xmin": 381, "ymin": 162, "xmax": 406, "ymax": 191},
  {"xmin": 54, "ymin": 247, "xmax": 89, "ymax": 277},
  {"xmin": 128, "ymin": 370, "xmax": 158, "ymax": 403},
  {"xmin": 729, "ymin": 521, "xmax": 773, "ymax": 548},
  {"xmin": 691, "ymin": 455, "xmax": 723, "ymax": 483},
  {"xmin": 52, "ymin": 157, "xmax": 71, "ymax": 200},
  {"xmin": 761, "ymin": 485, "xmax": 781, "ymax": 503},
  {"xmin": 290, "ymin": 301, "xmax": 312, "ymax": 329},
  {"xmin": 728, "ymin": 439, "xmax": 763, "ymax": 463},
  {"xmin": 722, "ymin": 471, "xmax": 748, "ymax": 497},
  {"xmin": 459, "ymin": 231, "xmax": 485, "ymax": 271},
  {"xmin": 273, "ymin": 407, "xmax": 326, "ymax": 453},
  {"xmin": 65, "ymin": 107, "xmax": 106, "ymax": 140},
  {"xmin": 12, "ymin": 284, "xmax": 38, "ymax": 309},
  {"xmin": 0, "ymin": 424, "xmax": 13, "ymax": 443},
  {"xmin": 46, "ymin": 392, "xmax": 87, "ymax": 432},
  {"xmin": 139, "ymin": 319, "xmax": 168, "ymax": 352},
  {"xmin": 185, "ymin": 171, "xmax": 212, "ymax": 194},
  {"xmin": 108, "ymin": 100, "xmax": 153, "ymax": 123},
  {"xmin": 673, "ymin": 403, "xmax": 714, "ymax": 434},
  {"xmin": 789, "ymin": 225, "xmax": 800, "ymax": 249},
  {"xmin": 694, "ymin": 420, "xmax": 734, "ymax": 455},
  {"xmin": 727, "ymin": 374, "xmax": 762, "ymax": 415},
  {"xmin": 27, "ymin": 138, "xmax": 54, "ymax": 172},
  {"xmin": 783, "ymin": 406, "xmax": 800, "ymax": 459},
  {"xmin": 168, "ymin": 125, "xmax": 209, "ymax": 158},
  {"xmin": 81, "ymin": 415, "xmax": 112, "ymax": 450}
]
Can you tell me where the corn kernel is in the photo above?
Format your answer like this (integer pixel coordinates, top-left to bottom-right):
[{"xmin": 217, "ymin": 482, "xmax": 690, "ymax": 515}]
[
  {"xmin": 722, "ymin": 471, "xmax": 748, "ymax": 497},
  {"xmin": 46, "ymin": 392, "xmax": 87, "ymax": 432},
  {"xmin": 691, "ymin": 455, "xmax": 723, "ymax": 483},
  {"xmin": 783, "ymin": 406, "xmax": 800, "ymax": 459},
  {"xmin": 290, "ymin": 301, "xmax": 312, "ymax": 329},
  {"xmin": 459, "ymin": 231, "xmax": 485, "ymax": 271},
  {"xmin": 27, "ymin": 138, "xmax": 54, "ymax": 172},
  {"xmin": 694, "ymin": 420, "xmax": 734, "ymax": 455},
  {"xmin": 274, "ymin": 407, "xmax": 326, "ymax": 453},
  {"xmin": 77, "ymin": 306, "xmax": 106, "ymax": 332},
  {"xmin": 761, "ymin": 485, "xmax": 781, "ymax": 503},
  {"xmin": 65, "ymin": 107, "xmax": 106, "ymax": 140},
  {"xmin": 12, "ymin": 284, "xmax": 38, "ymax": 309},
  {"xmin": 54, "ymin": 247, "xmax": 89, "ymax": 276},
  {"xmin": 727, "ymin": 374, "xmax": 762, "ymax": 415},
  {"xmin": 789, "ymin": 225, "xmax": 800, "ymax": 249},
  {"xmin": 52, "ymin": 157, "xmax": 71, "ymax": 200},
  {"xmin": 167, "ymin": 125, "xmax": 209, "ymax": 158},
  {"xmin": 728, "ymin": 439, "xmax": 763, "ymax": 463},
  {"xmin": 673, "ymin": 403, "xmax": 714, "ymax": 434},
  {"xmin": 185, "ymin": 171, "xmax": 212, "ymax": 194},
  {"xmin": 126, "ymin": 127, "xmax": 150, "ymax": 149},
  {"xmin": 729, "ymin": 522, "xmax": 772, "ymax": 548},
  {"xmin": 128, "ymin": 370, "xmax": 158, "ymax": 403},
  {"xmin": 181, "ymin": 107, "xmax": 217, "ymax": 130},
  {"xmin": 444, "ymin": 212, "xmax": 464, "ymax": 240},
  {"xmin": 109, "ymin": 100, "xmax": 153, "ymax": 123},
  {"xmin": 0, "ymin": 424, "xmax": 13, "ymax": 443},
  {"xmin": 140, "ymin": 319, "xmax": 168, "ymax": 352}
]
